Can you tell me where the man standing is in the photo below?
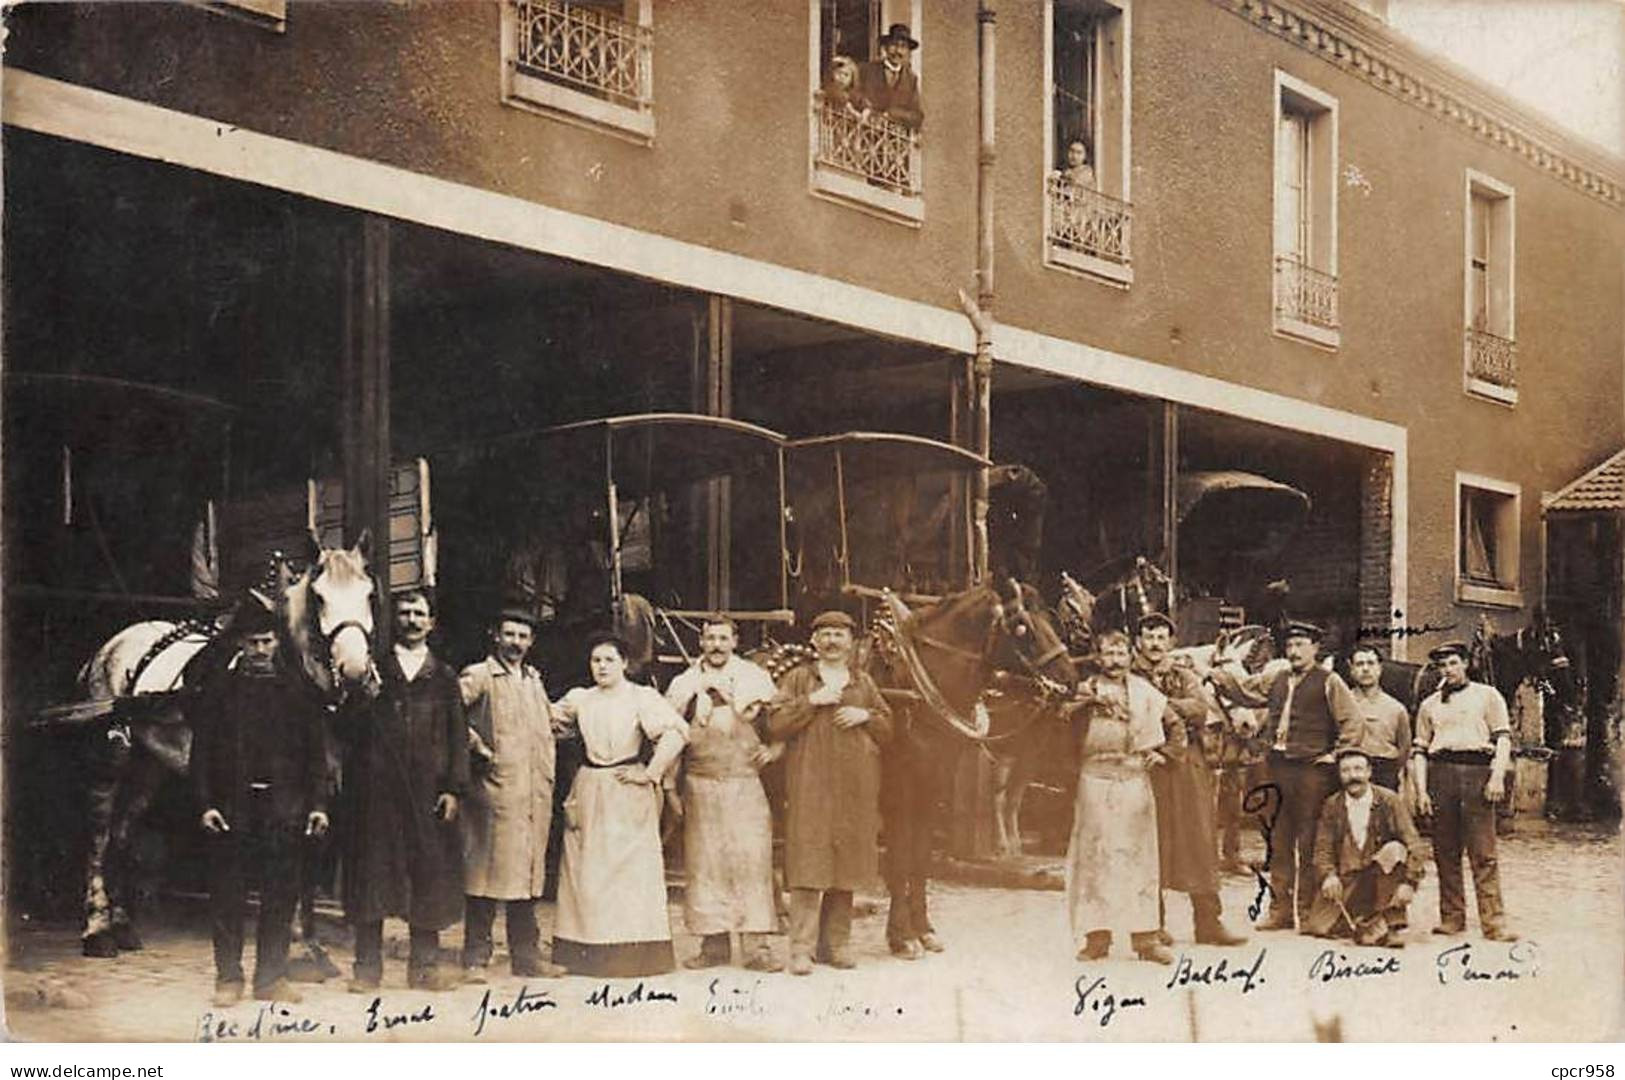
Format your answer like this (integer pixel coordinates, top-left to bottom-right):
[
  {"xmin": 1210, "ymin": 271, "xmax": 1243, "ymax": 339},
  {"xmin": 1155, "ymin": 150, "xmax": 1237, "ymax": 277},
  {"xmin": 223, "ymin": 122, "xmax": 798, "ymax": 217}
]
[
  {"xmin": 340, "ymin": 590, "xmax": 468, "ymax": 992},
  {"xmin": 1223, "ymin": 621, "xmax": 1362, "ymax": 930},
  {"xmin": 195, "ymin": 594, "xmax": 330, "ymax": 1006},
  {"xmin": 665, "ymin": 615, "xmax": 783, "ymax": 972},
  {"xmin": 1065, "ymin": 630, "xmax": 1172, "ymax": 964},
  {"xmin": 768, "ymin": 611, "xmax": 893, "ymax": 976},
  {"xmin": 458, "ymin": 606, "xmax": 567, "ymax": 981},
  {"xmin": 1307, "ymin": 746, "xmax": 1425, "ymax": 948},
  {"xmin": 1132, "ymin": 613, "xmax": 1247, "ymax": 947},
  {"xmin": 1347, "ymin": 645, "xmax": 1412, "ymax": 792},
  {"xmin": 858, "ymin": 24, "xmax": 924, "ymax": 131},
  {"xmin": 1413, "ymin": 641, "xmax": 1518, "ymax": 941}
]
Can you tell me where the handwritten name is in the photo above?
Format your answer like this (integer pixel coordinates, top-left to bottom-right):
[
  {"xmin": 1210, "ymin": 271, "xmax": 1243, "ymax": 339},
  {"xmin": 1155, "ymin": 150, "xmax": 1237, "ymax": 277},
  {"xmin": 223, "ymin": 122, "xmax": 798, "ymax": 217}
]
[
  {"xmin": 1308, "ymin": 949, "xmax": 1401, "ymax": 982},
  {"xmin": 1165, "ymin": 948, "xmax": 1268, "ymax": 994},
  {"xmin": 1074, "ymin": 975, "xmax": 1148, "ymax": 1028},
  {"xmin": 1357, "ymin": 610, "xmax": 1457, "ymax": 641},
  {"xmin": 1244, "ymin": 783, "xmax": 1282, "ymax": 921},
  {"xmin": 197, "ymin": 1002, "xmax": 334, "ymax": 1042},
  {"xmin": 705, "ymin": 977, "xmax": 768, "ymax": 1019},
  {"xmin": 471, "ymin": 983, "xmax": 559, "ymax": 1036},
  {"xmin": 817, "ymin": 984, "xmax": 905, "ymax": 1024},
  {"xmin": 584, "ymin": 981, "xmax": 678, "ymax": 1008},
  {"xmin": 364, "ymin": 997, "xmax": 435, "ymax": 1034},
  {"xmin": 1435, "ymin": 941, "xmax": 1540, "ymax": 985}
]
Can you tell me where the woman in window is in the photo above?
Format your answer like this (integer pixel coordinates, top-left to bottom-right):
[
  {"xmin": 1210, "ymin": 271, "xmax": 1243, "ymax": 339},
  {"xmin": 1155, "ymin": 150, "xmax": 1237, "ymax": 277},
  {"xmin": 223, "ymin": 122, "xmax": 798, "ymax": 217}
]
[{"xmin": 551, "ymin": 632, "xmax": 689, "ymax": 976}]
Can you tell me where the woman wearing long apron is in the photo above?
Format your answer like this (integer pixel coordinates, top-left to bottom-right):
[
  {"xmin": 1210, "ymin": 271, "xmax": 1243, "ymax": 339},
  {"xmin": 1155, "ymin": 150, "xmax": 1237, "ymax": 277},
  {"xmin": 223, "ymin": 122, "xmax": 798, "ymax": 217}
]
[{"xmin": 553, "ymin": 633, "xmax": 689, "ymax": 977}]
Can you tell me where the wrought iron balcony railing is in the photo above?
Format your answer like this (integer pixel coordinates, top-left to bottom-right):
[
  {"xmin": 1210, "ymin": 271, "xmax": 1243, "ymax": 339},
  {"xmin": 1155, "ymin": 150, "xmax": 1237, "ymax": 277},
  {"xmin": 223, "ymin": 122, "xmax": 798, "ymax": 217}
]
[
  {"xmin": 1045, "ymin": 175, "xmax": 1132, "ymax": 266},
  {"xmin": 1273, "ymin": 254, "xmax": 1339, "ymax": 332},
  {"xmin": 1467, "ymin": 327, "xmax": 1517, "ymax": 390},
  {"xmin": 813, "ymin": 96, "xmax": 922, "ymax": 198},
  {"xmin": 513, "ymin": 0, "xmax": 652, "ymax": 111}
]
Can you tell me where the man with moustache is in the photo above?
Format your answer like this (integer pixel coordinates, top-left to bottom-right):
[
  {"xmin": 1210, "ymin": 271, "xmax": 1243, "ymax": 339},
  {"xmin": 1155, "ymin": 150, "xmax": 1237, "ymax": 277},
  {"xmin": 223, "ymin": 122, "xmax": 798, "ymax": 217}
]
[
  {"xmin": 1132, "ymin": 613, "xmax": 1247, "ymax": 947},
  {"xmin": 458, "ymin": 605, "xmax": 567, "ymax": 981},
  {"xmin": 341, "ymin": 589, "xmax": 468, "ymax": 992},
  {"xmin": 1307, "ymin": 745, "xmax": 1425, "ymax": 947},
  {"xmin": 665, "ymin": 615, "xmax": 783, "ymax": 972},
  {"xmin": 1346, "ymin": 645, "xmax": 1412, "ymax": 793},
  {"xmin": 1219, "ymin": 621, "xmax": 1362, "ymax": 931},
  {"xmin": 768, "ymin": 611, "xmax": 893, "ymax": 976},
  {"xmin": 1413, "ymin": 641, "xmax": 1518, "ymax": 941},
  {"xmin": 195, "ymin": 592, "xmax": 330, "ymax": 1006},
  {"xmin": 858, "ymin": 23, "xmax": 924, "ymax": 131}
]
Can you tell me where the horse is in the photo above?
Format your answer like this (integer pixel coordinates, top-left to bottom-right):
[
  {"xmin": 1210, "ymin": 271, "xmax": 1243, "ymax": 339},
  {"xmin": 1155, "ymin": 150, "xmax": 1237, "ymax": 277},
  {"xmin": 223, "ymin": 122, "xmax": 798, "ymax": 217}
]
[
  {"xmin": 57, "ymin": 531, "xmax": 379, "ymax": 959},
  {"xmin": 865, "ymin": 577, "xmax": 1079, "ymax": 951}
]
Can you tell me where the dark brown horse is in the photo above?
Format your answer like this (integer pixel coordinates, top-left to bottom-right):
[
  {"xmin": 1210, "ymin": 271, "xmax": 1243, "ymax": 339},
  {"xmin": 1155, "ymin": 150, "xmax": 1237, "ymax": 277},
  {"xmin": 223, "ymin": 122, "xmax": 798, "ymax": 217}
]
[{"xmin": 867, "ymin": 578, "xmax": 1078, "ymax": 954}]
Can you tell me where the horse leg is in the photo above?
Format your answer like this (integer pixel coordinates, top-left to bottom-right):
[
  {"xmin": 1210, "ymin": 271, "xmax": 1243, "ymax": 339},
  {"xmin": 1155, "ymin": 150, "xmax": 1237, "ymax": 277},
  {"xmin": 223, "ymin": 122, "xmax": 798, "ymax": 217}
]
[
  {"xmin": 81, "ymin": 726, "xmax": 131, "ymax": 958},
  {"xmin": 880, "ymin": 736, "xmax": 920, "ymax": 953},
  {"xmin": 106, "ymin": 743, "xmax": 170, "ymax": 952}
]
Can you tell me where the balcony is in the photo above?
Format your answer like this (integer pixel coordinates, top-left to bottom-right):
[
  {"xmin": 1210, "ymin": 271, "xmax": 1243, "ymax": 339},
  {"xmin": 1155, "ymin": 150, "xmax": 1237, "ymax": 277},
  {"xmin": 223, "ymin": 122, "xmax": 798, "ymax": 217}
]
[
  {"xmin": 504, "ymin": 0, "xmax": 654, "ymax": 142},
  {"xmin": 1465, "ymin": 327, "xmax": 1518, "ymax": 405},
  {"xmin": 1273, "ymin": 254, "xmax": 1340, "ymax": 348},
  {"xmin": 810, "ymin": 96, "xmax": 923, "ymax": 224},
  {"xmin": 1044, "ymin": 175, "xmax": 1132, "ymax": 284}
]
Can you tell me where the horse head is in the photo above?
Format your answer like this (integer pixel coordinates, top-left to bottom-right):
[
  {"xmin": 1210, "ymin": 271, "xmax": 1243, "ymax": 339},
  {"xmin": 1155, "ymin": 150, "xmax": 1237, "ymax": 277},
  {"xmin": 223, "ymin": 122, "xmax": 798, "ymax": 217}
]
[
  {"xmin": 285, "ymin": 529, "xmax": 379, "ymax": 701},
  {"xmin": 1056, "ymin": 571, "xmax": 1097, "ymax": 657}
]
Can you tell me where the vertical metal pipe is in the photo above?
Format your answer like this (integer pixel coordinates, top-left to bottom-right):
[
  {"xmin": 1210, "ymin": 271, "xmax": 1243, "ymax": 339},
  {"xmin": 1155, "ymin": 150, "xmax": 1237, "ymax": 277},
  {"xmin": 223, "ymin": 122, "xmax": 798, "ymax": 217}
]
[
  {"xmin": 1162, "ymin": 401, "xmax": 1179, "ymax": 605},
  {"xmin": 971, "ymin": 1, "xmax": 997, "ymax": 584}
]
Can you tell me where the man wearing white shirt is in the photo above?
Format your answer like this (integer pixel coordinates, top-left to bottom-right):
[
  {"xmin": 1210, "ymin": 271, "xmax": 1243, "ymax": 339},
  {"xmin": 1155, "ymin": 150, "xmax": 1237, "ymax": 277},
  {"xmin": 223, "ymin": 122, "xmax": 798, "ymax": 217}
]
[{"xmin": 1306, "ymin": 746, "xmax": 1425, "ymax": 947}]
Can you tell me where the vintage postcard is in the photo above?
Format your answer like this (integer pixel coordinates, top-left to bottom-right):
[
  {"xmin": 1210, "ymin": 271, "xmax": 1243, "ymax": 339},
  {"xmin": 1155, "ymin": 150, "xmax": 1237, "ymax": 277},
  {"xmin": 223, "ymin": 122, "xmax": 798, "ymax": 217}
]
[{"xmin": 2, "ymin": 0, "xmax": 1621, "ymax": 1047}]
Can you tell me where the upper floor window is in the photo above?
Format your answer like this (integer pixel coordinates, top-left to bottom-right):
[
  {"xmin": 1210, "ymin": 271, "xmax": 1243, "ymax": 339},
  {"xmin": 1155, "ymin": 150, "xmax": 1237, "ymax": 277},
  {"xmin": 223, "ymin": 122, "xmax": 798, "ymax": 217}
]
[
  {"xmin": 1272, "ymin": 71, "xmax": 1339, "ymax": 348},
  {"xmin": 502, "ymin": 0, "xmax": 655, "ymax": 143},
  {"xmin": 1456, "ymin": 473, "xmax": 1522, "ymax": 608},
  {"xmin": 809, "ymin": 1, "xmax": 924, "ymax": 224},
  {"xmin": 1464, "ymin": 170, "xmax": 1517, "ymax": 404},
  {"xmin": 1043, "ymin": 0, "xmax": 1132, "ymax": 284}
]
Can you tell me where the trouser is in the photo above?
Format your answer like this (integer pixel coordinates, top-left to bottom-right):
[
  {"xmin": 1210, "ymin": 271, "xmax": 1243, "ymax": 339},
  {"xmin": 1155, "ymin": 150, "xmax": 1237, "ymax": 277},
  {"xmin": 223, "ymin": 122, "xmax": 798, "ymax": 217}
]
[
  {"xmin": 1428, "ymin": 760, "xmax": 1506, "ymax": 930},
  {"xmin": 696, "ymin": 931, "xmax": 777, "ymax": 962},
  {"xmin": 208, "ymin": 789, "xmax": 302, "ymax": 991},
  {"xmin": 1304, "ymin": 862, "xmax": 1410, "ymax": 938},
  {"xmin": 1216, "ymin": 761, "xmax": 1267, "ymax": 861},
  {"xmin": 1370, "ymin": 757, "xmax": 1402, "ymax": 793},
  {"xmin": 462, "ymin": 896, "xmax": 541, "ymax": 969},
  {"xmin": 788, "ymin": 888, "xmax": 852, "ymax": 961},
  {"xmin": 1267, "ymin": 755, "xmax": 1339, "ymax": 923},
  {"xmin": 354, "ymin": 920, "xmax": 440, "ymax": 981}
]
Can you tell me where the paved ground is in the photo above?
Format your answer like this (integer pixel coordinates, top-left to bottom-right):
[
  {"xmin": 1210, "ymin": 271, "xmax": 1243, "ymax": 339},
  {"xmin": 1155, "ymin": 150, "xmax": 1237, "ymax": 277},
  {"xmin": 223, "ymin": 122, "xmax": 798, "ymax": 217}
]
[{"xmin": 6, "ymin": 820, "xmax": 1621, "ymax": 1043}]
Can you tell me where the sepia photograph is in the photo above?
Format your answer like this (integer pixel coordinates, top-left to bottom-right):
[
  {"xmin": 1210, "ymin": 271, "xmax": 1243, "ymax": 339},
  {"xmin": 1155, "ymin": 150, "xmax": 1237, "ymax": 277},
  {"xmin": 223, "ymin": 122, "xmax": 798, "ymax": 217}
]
[{"xmin": 1, "ymin": 0, "xmax": 1622, "ymax": 1051}]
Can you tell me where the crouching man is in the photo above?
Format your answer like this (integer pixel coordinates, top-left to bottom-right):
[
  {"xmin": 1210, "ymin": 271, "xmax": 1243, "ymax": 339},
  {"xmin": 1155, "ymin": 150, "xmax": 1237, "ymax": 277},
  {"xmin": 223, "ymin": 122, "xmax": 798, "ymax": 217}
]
[{"xmin": 1306, "ymin": 745, "xmax": 1425, "ymax": 949}]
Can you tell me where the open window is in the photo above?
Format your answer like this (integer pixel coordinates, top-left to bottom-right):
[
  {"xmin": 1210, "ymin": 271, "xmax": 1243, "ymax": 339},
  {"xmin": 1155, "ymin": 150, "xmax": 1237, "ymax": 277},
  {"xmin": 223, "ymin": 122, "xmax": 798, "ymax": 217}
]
[
  {"xmin": 1456, "ymin": 473, "xmax": 1521, "ymax": 608},
  {"xmin": 1273, "ymin": 71, "xmax": 1339, "ymax": 348},
  {"xmin": 809, "ymin": 0, "xmax": 924, "ymax": 224},
  {"xmin": 1043, "ymin": 0, "xmax": 1131, "ymax": 283},
  {"xmin": 502, "ymin": 0, "xmax": 655, "ymax": 143},
  {"xmin": 1464, "ymin": 170, "xmax": 1517, "ymax": 404}
]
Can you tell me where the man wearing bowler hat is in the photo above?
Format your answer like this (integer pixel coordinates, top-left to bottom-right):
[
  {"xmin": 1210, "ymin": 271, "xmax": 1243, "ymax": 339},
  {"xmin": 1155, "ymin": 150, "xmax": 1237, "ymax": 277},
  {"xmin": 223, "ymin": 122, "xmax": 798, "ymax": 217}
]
[
  {"xmin": 1220, "ymin": 620, "xmax": 1362, "ymax": 930},
  {"xmin": 458, "ymin": 604, "xmax": 568, "ymax": 979},
  {"xmin": 859, "ymin": 24, "xmax": 924, "ymax": 131},
  {"xmin": 1412, "ymin": 641, "xmax": 1518, "ymax": 941},
  {"xmin": 768, "ymin": 610, "xmax": 893, "ymax": 975}
]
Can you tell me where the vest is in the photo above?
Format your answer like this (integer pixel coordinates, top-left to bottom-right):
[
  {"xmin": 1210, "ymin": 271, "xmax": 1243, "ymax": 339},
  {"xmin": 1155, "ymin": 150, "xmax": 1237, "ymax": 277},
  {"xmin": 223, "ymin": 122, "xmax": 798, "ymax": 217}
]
[{"xmin": 1266, "ymin": 666, "xmax": 1336, "ymax": 760}]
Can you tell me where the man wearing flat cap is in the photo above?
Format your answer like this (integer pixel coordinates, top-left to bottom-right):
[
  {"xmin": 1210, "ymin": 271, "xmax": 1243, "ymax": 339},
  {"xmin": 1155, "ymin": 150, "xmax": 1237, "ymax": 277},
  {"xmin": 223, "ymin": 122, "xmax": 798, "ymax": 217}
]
[
  {"xmin": 1412, "ymin": 641, "xmax": 1518, "ymax": 941},
  {"xmin": 1306, "ymin": 746, "xmax": 1425, "ymax": 948},
  {"xmin": 457, "ymin": 604, "xmax": 567, "ymax": 979},
  {"xmin": 859, "ymin": 24, "xmax": 924, "ymax": 131},
  {"xmin": 768, "ymin": 610, "xmax": 893, "ymax": 975},
  {"xmin": 1219, "ymin": 620, "xmax": 1362, "ymax": 931},
  {"xmin": 195, "ymin": 591, "xmax": 330, "ymax": 1006},
  {"xmin": 1132, "ymin": 613, "xmax": 1247, "ymax": 947}
]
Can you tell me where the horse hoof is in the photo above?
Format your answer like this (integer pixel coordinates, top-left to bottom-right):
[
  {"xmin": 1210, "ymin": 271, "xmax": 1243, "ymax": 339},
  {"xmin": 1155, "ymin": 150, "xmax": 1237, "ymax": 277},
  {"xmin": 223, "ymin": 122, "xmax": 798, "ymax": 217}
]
[
  {"xmin": 82, "ymin": 933, "xmax": 119, "ymax": 959},
  {"xmin": 112, "ymin": 925, "xmax": 143, "ymax": 952}
]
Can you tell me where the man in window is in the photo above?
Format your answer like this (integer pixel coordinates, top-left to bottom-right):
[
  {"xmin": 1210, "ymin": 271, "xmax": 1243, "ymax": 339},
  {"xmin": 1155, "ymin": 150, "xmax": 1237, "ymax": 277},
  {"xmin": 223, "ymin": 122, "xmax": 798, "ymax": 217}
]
[
  {"xmin": 858, "ymin": 24, "xmax": 923, "ymax": 131},
  {"xmin": 1413, "ymin": 641, "xmax": 1518, "ymax": 942}
]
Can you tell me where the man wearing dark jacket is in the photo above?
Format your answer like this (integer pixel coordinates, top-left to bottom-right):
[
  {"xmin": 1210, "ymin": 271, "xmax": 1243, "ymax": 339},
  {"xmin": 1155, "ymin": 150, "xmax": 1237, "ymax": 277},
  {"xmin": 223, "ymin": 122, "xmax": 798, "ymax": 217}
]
[
  {"xmin": 858, "ymin": 23, "xmax": 924, "ymax": 131},
  {"xmin": 340, "ymin": 589, "xmax": 469, "ymax": 992},
  {"xmin": 196, "ymin": 594, "xmax": 330, "ymax": 1007},
  {"xmin": 1307, "ymin": 745, "xmax": 1425, "ymax": 947}
]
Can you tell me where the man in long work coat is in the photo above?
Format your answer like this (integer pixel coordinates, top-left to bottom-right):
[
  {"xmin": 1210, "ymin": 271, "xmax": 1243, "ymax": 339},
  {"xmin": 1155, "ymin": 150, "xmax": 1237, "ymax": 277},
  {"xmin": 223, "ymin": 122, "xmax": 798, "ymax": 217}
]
[
  {"xmin": 340, "ymin": 589, "xmax": 468, "ymax": 992},
  {"xmin": 768, "ymin": 611, "xmax": 893, "ymax": 976},
  {"xmin": 459, "ymin": 606, "xmax": 566, "ymax": 980},
  {"xmin": 1133, "ymin": 613, "xmax": 1247, "ymax": 947}
]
